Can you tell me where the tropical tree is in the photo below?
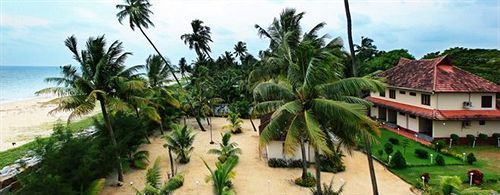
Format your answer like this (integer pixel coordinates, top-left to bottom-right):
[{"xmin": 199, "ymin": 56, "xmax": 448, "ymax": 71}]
[
  {"xmin": 181, "ymin": 19, "xmax": 213, "ymax": 59},
  {"xmin": 36, "ymin": 35, "xmax": 139, "ymax": 183},
  {"xmin": 133, "ymin": 158, "xmax": 184, "ymax": 195},
  {"xmin": 233, "ymin": 41, "xmax": 247, "ymax": 62},
  {"xmin": 178, "ymin": 57, "xmax": 191, "ymax": 78},
  {"xmin": 144, "ymin": 54, "xmax": 170, "ymax": 88},
  {"xmin": 208, "ymin": 132, "xmax": 242, "ymax": 162},
  {"xmin": 255, "ymin": 8, "xmax": 305, "ymax": 51},
  {"xmin": 253, "ymin": 33, "xmax": 384, "ymax": 193},
  {"xmin": 223, "ymin": 111, "xmax": 243, "ymax": 134},
  {"xmin": 203, "ymin": 156, "xmax": 239, "ymax": 195},
  {"xmin": 163, "ymin": 124, "xmax": 196, "ymax": 164}
]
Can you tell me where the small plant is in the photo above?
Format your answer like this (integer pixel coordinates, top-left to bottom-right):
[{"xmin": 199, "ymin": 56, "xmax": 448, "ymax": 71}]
[
  {"xmin": 163, "ymin": 124, "xmax": 196, "ymax": 164},
  {"xmin": 133, "ymin": 158, "xmax": 184, "ymax": 195},
  {"xmin": 468, "ymin": 170, "xmax": 484, "ymax": 185},
  {"xmin": 439, "ymin": 176, "xmax": 461, "ymax": 195},
  {"xmin": 478, "ymin": 133, "xmax": 488, "ymax": 141},
  {"xmin": 450, "ymin": 134, "xmax": 460, "ymax": 144},
  {"xmin": 377, "ymin": 149, "xmax": 384, "ymax": 157},
  {"xmin": 390, "ymin": 151, "xmax": 407, "ymax": 169},
  {"xmin": 294, "ymin": 172, "xmax": 316, "ymax": 187},
  {"xmin": 384, "ymin": 143, "xmax": 394, "ymax": 160},
  {"xmin": 432, "ymin": 140, "xmax": 446, "ymax": 152},
  {"xmin": 466, "ymin": 134, "xmax": 475, "ymax": 146},
  {"xmin": 223, "ymin": 111, "xmax": 243, "ymax": 134},
  {"xmin": 435, "ymin": 155, "xmax": 445, "ymax": 166},
  {"xmin": 319, "ymin": 152, "xmax": 345, "ymax": 173},
  {"xmin": 208, "ymin": 132, "xmax": 241, "ymax": 163},
  {"xmin": 310, "ymin": 178, "xmax": 345, "ymax": 195},
  {"xmin": 203, "ymin": 156, "xmax": 238, "ymax": 195},
  {"xmin": 388, "ymin": 137, "xmax": 400, "ymax": 145},
  {"xmin": 414, "ymin": 149, "xmax": 429, "ymax": 159},
  {"xmin": 268, "ymin": 158, "xmax": 287, "ymax": 168},
  {"xmin": 130, "ymin": 150, "xmax": 150, "ymax": 169},
  {"xmin": 466, "ymin": 153, "xmax": 477, "ymax": 165}
]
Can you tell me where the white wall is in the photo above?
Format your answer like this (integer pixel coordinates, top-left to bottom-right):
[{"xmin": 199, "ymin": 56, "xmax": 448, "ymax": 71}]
[
  {"xmin": 433, "ymin": 120, "xmax": 500, "ymax": 138},
  {"xmin": 397, "ymin": 112, "xmax": 407, "ymax": 128},
  {"xmin": 265, "ymin": 141, "xmax": 315, "ymax": 162},
  {"xmin": 370, "ymin": 88, "xmax": 435, "ymax": 109},
  {"xmin": 407, "ymin": 116, "xmax": 419, "ymax": 132},
  {"xmin": 370, "ymin": 106, "xmax": 378, "ymax": 118},
  {"xmin": 436, "ymin": 93, "xmax": 496, "ymax": 110}
]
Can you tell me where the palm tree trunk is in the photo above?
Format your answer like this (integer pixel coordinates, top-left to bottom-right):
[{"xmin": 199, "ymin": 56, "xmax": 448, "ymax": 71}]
[
  {"xmin": 249, "ymin": 117, "xmax": 257, "ymax": 132},
  {"xmin": 364, "ymin": 135, "xmax": 379, "ymax": 195},
  {"xmin": 134, "ymin": 106, "xmax": 140, "ymax": 118},
  {"xmin": 344, "ymin": 0, "xmax": 357, "ymax": 77},
  {"xmin": 99, "ymin": 99, "xmax": 124, "ymax": 183},
  {"xmin": 168, "ymin": 147, "xmax": 175, "ymax": 177},
  {"xmin": 195, "ymin": 117, "xmax": 206, "ymax": 131},
  {"xmin": 159, "ymin": 119, "xmax": 165, "ymax": 135},
  {"xmin": 314, "ymin": 150, "xmax": 322, "ymax": 195},
  {"xmin": 136, "ymin": 25, "xmax": 206, "ymax": 132},
  {"xmin": 300, "ymin": 139, "xmax": 308, "ymax": 180}
]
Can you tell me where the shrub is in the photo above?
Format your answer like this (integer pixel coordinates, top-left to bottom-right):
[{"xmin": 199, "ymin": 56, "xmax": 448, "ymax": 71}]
[
  {"xmin": 268, "ymin": 158, "xmax": 287, "ymax": 168},
  {"xmin": 384, "ymin": 143, "xmax": 394, "ymax": 157},
  {"xmin": 288, "ymin": 159, "xmax": 304, "ymax": 168},
  {"xmin": 390, "ymin": 151, "xmax": 407, "ymax": 169},
  {"xmin": 432, "ymin": 140, "xmax": 446, "ymax": 151},
  {"xmin": 319, "ymin": 153, "xmax": 345, "ymax": 173},
  {"xmin": 310, "ymin": 179, "xmax": 344, "ymax": 195},
  {"xmin": 414, "ymin": 149, "xmax": 429, "ymax": 159},
  {"xmin": 439, "ymin": 176, "xmax": 462, "ymax": 195},
  {"xmin": 377, "ymin": 149, "xmax": 384, "ymax": 157},
  {"xmin": 468, "ymin": 170, "xmax": 484, "ymax": 185},
  {"xmin": 435, "ymin": 155, "xmax": 445, "ymax": 166},
  {"xmin": 421, "ymin": 173, "xmax": 430, "ymax": 184},
  {"xmin": 466, "ymin": 134, "xmax": 475, "ymax": 146},
  {"xmin": 493, "ymin": 133, "xmax": 500, "ymax": 141},
  {"xmin": 478, "ymin": 133, "xmax": 488, "ymax": 141},
  {"xmin": 388, "ymin": 137, "xmax": 400, "ymax": 145},
  {"xmin": 466, "ymin": 153, "xmax": 477, "ymax": 165},
  {"xmin": 294, "ymin": 172, "xmax": 316, "ymax": 187},
  {"xmin": 164, "ymin": 174, "xmax": 184, "ymax": 192},
  {"xmin": 450, "ymin": 134, "xmax": 460, "ymax": 143}
]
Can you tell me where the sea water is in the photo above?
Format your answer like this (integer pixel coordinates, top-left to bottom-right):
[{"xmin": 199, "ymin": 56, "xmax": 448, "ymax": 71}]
[{"xmin": 0, "ymin": 66, "xmax": 60, "ymax": 104}]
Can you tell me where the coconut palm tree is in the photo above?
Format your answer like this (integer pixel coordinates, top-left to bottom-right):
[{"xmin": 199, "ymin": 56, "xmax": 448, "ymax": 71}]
[
  {"xmin": 36, "ymin": 35, "xmax": 139, "ymax": 183},
  {"xmin": 178, "ymin": 57, "xmax": 191, "ymax": 79},
  {"xmin": 203, "ymin": 156, "xmax": 238, "ymax": 195},
  {"xmin": 255, "ymin": 8, "xmax": 305, "ymax": 51},
  {"xmin": 233, "ymin": 41, "xmax": 247, "ymax": 62},
  {"xmin": 208, "ymin": 132, "xmax": 242, "ymax": 163},
  {"xmin": 253, "ymin": 34, "xmax": 384, "ymax": 193},
  {"xmin": 181, "ymin": 19, "xmax": 213, "ymax": 59},
  {"xmin": 163, "ymin": 124, "xmax": 196, "ymax": 164},
  {"xmin": 144, "ymin": 54, "xmax": 170, "ymax": 88},
  {"xmin": 222, "ymin": 112, "xmax": 243, "ymax": 134}
]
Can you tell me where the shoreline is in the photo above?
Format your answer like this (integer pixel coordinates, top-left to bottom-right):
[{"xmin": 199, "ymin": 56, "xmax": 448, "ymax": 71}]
[{"xmin": 0, "ymin": 95, "xmax": 98, "ymax": 151}]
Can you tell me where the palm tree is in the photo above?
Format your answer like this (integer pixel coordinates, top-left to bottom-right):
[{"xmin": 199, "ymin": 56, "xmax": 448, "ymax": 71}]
[
  {"xmin": 180, "ymin": 19, "xmax": 213, "ymax": 59},
  {"xmin": 253, "ymin": 34, "xmax": 384, "ymax": 193},
  {"xmin": 178, "ymin": 57, "xmax": 191, "ymax": 78},
  {"xmin": 254, "ymin": 8, "xmax": 305, "ymax": 51},
  {"xmin": 208, "ymin": 132, "xmax": 242, "ymax": 163},
  {"xmin": 37, "ymin": 35, "xmax": 138, "ymax": 183},
  {"xmin": 222, "ymin": 111, "xmax": 243, "ymax": 134},
  {"xmin": 163, "ymin": 124, "xmax": 196, "ymax": 164},
  {"xmin": 202, "ymin": 156, "xmax": 238, "ymax": 195},
  {"xmin": 133, "ymin": 158, "xmax": 184, "ymax": 195},
  {"xmin": 343, "ymin": 1, "xmax": 380, "ymax": 194},
  {"xmin": 144, "ymin": 54, "xmax": 170, "ymax": 88},
  {"xmin": 233, "ymin": 41, "xmax": 247, "ymax": 62}
]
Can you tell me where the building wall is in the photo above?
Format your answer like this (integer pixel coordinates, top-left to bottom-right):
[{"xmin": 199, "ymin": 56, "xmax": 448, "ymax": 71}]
[
  {"xmin": 370, "ymin": 88, "xmax": 434, "ymax": 109},
  {"xmin": 432, "ymin": 120, "xmax": 500, "ymax": 138},
  {"xmin": 265, "ymin": 141, "xmax": 315, "ymax": 162},
  {"xmin": 408, "ymin": 116, "xmax": 419, "ymax": 132},
  {"xmin": 436, "ymin": 93, "xmax": 497, "ymax": 110},
  {"xmin": 370, "ymin": 106, "xmax": 378, "ymax": 118},
  {"xmin": 397, "ymin": 112, "xmax": 407, "ymax": 128}
]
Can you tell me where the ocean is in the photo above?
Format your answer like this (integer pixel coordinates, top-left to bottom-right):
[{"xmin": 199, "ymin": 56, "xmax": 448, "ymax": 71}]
[{"xmin": 0, "ymin": 66, "xmax": 61, "ymax": 104}]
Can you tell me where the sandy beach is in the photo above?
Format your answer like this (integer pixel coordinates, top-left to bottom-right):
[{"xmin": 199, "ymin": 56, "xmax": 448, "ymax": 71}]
[
  {"xmin": 0, "ymin": 95, "xmax": 97, "ymax": 151},
  {"xmin": 102, "ymin": 117, "xmax": 414, "ymax": 195}
]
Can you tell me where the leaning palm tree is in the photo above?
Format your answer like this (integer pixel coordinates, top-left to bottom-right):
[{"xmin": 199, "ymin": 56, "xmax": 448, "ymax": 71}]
[
  {"xmin": 253, "ymin": 34, "xmax": 384, "ymax": 193},
  {"xmin": 180, "ymin": 19, "xmax": 213, "ymax": 59},
  {"xmin": 36, "ymin": 35, "xmax": 138, "ymax": 183},
  {"xmin": 208, "ymin": 132, "xmax": 242, "ymax": 163},
  {"xmin": 163, "ymin": 124, "xmax": 196, "ymax": 164},
  {"xmin": 203, "ymin": 156, "xmax": 238, "ymax": 195}
]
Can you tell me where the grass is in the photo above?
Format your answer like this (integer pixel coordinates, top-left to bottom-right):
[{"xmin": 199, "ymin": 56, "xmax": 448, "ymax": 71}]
[
  {"xmin": 0, "ymin": 114, "xmax": 102, "ymax": 168},
  {"xmin": 370, "ymin": 128, "xmax": 462, "ymax": 165},
  {"xmin": 370, "ymin": 129, "xmax": 500, "ymax": 191}
]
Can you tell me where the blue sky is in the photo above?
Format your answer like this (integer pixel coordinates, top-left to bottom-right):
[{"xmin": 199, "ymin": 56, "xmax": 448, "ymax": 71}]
[{"xmin": 0, "ymin": 0, "xmax": 498, "ymax": 67}]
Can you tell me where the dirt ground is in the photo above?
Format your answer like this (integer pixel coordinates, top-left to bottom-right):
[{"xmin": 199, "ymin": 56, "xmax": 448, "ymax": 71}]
[{"xmin": 101, "ymin": 117, "xmax": 414, "ymax": 195}]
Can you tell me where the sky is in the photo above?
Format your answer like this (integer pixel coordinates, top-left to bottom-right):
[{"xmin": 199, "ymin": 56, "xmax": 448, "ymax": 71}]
[{"xmin": 0, "ymin": 0, "xmax": 499, "ymax": 67}]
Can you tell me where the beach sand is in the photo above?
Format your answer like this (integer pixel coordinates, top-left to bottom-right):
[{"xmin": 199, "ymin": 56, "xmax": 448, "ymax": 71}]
[
  {"xmin": 0, "ymin": 96, "xmax": 97, "ymax": 151},
  {"xmin": 102, "ymin": 117, "xmax": 414, "ymax": 195}
]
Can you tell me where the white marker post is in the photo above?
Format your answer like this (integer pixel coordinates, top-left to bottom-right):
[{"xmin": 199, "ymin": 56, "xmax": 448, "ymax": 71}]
[
  {"xmin": 388, "ymin": 155, "xmax": 392, "ymax": 165},
  {"xmin": 421, "ymin": 176, "xmax": 426, "ymax": 190},
  {"xmin": 469, "ymin": 172, "xmax": 474, "ymax": 186},
  {"xmin": 463, "ymin": 153, "xmax": 467, "ymax": 162},
  {"xmin": 430, "ymin": 154, "xmax": 433, "ymax": 164}
]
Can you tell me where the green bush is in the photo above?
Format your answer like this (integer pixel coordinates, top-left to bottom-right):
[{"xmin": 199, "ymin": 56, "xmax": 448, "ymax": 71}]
[
  {"xmin": 478, "ymin": 133, "xmax": 488, "ymax": 141},
  {"xmin": 466, "ymin": 134, "xmax": 475, "ymax": 146},
  {"xmin": 414, "ymin": 149, "xmax": 429, "ymax": 159},
  {"xmin": 466, "ymin": 153, "xmax": 477, "ymax": 165},
  {"xmin": 388, "ymin": 137, "xmax": 399, "ymax": 145},
  {"xmin": 294, "ymin": 172, "xmax": 316, "ymax": 187},
  {"xmin": 288, "ymin": 159, "xmax": 305, "ymax": 168},
  {"xmin": 268, "ymin": 158, "xmax": 287, "ymax": 167},
  {"xmin": 450, "ymin": 134, "xmax": 460, "ymax": 143},
  {"xmin": 164, "ymin": 174, "xmax": 184, "ymax": 192},
  {"xmin": 432, "ymin": 140, "xmax": 446, "ymax": 151},
  {"xmin": 319, "ymin": 153, "xmax": 345, "ymax": 173},
  {"xmin": 435, "ymin": 155, "xmax": 445, "ymax": 166},
  {"xmin": 390, "ymin": 151, "xmax": 407, "ymax": 169},
  {"xmin": 229, "ymin": 100, "xmax": 251, "ymax": 118},
  {"xmin": 384, "ymin": 143, "xmax": 394, "ymax": 157},
  {"xmin": 377, "ymin": 149, "xmax": 384, "ymax": 157},
  {"xmin": 493, "ymin": 133, "xmax": 500, "ymax": 141}
]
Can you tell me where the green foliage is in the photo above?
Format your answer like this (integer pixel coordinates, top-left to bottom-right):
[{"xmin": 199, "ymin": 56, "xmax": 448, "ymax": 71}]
[
  {"xmin": 131, "ymin": 150, "xmax": 150, "ymax": 169},
  {"xmin": 267, "ymin": 158, "xmax": 288, "ymax": 167},
  {"xmin": 294, "ymin": 172, "xmax": 316, "ymax": 187},
  {"xmin": 84, "ymin": 178, "xmax": 106, "ymax": 195},
  {"xmin": 414, "ymin": 149, "xmax": 429, "ymax": 159},
  {"xmin": 310, "ymin": 178, "xmax": 345, "ymax": 195},
  {"xmin": 208, "ymin": 132, "xmax": 241, "ymax": 163},
  {"xmin": 163, "ymin": 174, "xmax": 184, "ymax": 193},
  {"xmin": 439, "ymin": 176, "xmax": 462, "ymax": 195},
  {"xmin": 203, "ymin": 156, "xmax": 239, "ymax": 195},
  {"xmin": 377, "ymin": 149, "xmax": 384, "ymax": 157},
  {"xmin": 478, "ymin": 133, "xmax": 488, "ymax": 141},
  {"xmin": 134, "ymin": 158, "xmax": 184, "ymax": 195},
  {"xmin": 163, "ymin": 124, "xmax": 196, "ymax": 164},
  {"xmin": 229, "ymin": 100, "xmax": 251, "ymax": 118},
  {"xmin": 450, "ymin": 134, "xmax": 460, "ymax": 144},
  {"xmin": 433, "ymin": 140, "xmax": 446, "ymax": 152},
  {"xmin": 391, "ymin": 151, "xmax": 407, "ymax": 169},
  {"xmin": 319, "ymin": 152, "xmax": 346, "ymax": 173},
  {"xmin": 223, "ymin": 111, "xmax": 243, "ymax": 134},
  {"xmin": 384, "ymin": 143, "xmax": 394, "ymax": 157},
  {"xmin": 466, "ymin": 153, "xmax": 477, "ymax": 165},
  {"xmin": 435, "ymin": 155, "xmax": 445, "ymax": 166},
  {"xmin": 359, "ymin": 49, "xmax": 415, "ymax": 76},
  {"xmin": 388, "ymin": 137, "xmax": 399, "ymax": 145},
  {"xmin": 466, "ymin": 134, "xmax": 475, "ymax": 146}
]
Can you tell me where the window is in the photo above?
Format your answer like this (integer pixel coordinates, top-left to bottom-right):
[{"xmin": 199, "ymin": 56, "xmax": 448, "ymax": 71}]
[
  {"xmin": 481, "ymin": 96, "xmax": 492, "ymax": 108},
  {"xmin": 380, "ymin": 91, "xmax": 386, "ymax": 97},
  {"xmin": 399, "ymin": 90, "xmax": 406, "ymax": 94},
  {"xmin": 399, "ymin": 112, "xmax": 405, "ymax": 116},
  {"xmin": 389, "ymin": 89, "xmax": 396, "ymax": 99},
  {"xmin": 409, "ymin": 92, "xmax": 417, "ymax": 96},
  {"xmin": 409, "ymin": 115, "xmax": 416, "ymax": 119},
  {"xmin": 479, "ymin": 120, "xmax": 485, "ymax": 125},
  {"xmin": 421, "ymin": 94, "xmax": 431, "ymax": 106},
  {"xmin": 462, "ymin": 121, "xmax": 471, "ymax": 127}
]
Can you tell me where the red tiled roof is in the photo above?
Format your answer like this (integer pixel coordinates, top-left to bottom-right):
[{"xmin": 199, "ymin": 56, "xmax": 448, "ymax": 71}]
[
  {"xmin": 378, "ymin": 56, "xmax": 500, "ymax": 92},
  {"xmin": 367, "ymin": 97, "xmax": 500, "ymax": 120}
]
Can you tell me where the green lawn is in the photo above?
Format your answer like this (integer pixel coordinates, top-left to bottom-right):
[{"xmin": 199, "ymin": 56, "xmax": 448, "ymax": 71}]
[
  {"xmin": 369, "ymin": 129, "xmax": 500, "ymax": 191},
  {"xmin": 371, "ymin": 128, "xmax": 463, "ymax": 166},
  {"xmin": 0, "ymin": 114, "xmax": 101, "ymax": 168}
]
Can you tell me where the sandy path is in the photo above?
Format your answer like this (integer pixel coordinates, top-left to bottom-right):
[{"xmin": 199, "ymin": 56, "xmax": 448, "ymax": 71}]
[
  {"xmin": 102, "ymin": 117, "xmax": 413, "ymax": 195},
  {"xmin": 0, "ymin": 96, "xmax": 98, "ymax": 151}
]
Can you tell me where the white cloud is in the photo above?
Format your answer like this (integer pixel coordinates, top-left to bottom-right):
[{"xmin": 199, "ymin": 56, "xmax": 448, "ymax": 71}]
[{"xmin": 1, "ymin": 15, "xmax": 49, "ymax": 30}]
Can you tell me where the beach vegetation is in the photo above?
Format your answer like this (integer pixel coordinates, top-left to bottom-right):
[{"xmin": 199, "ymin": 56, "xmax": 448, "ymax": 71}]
[
  {"xmin": 223, "ymin": 111, "xmax": 243, "ymax": 134},
  {"xmin": 203, "ymin": 156, "xmax": 239, "ymax": 195},
  {"xmin": 163, "ymin": 124, "xmax": 196, "ymax": 164},
  {"xmin": 133, "ymin": 158, "xmax": 184, "ymax": 195},
  {"xmin": 208, "ymin": 132, "xmax": 242, "ymax": 163}
]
